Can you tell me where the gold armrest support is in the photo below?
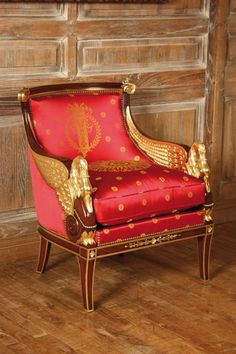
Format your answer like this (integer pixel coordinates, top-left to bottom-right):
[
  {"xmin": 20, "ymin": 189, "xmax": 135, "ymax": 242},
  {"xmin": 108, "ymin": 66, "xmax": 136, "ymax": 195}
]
[
  {"xmin": 126, "ymin": 105, "xmax": 188, "ymax": 171},
  {"xmin": 31, "ymin": 150, "xmax": 96, "ymax": 245},
  {"xmin": 125, "ymin": 105, "xmax": 211, "ymax": 193},
  {"xmin": 31, "ymin": 150, "xmax": 95, "ymax": 216},
  {"xmin": 186, "ymin": 142, "xmax": 211, "ymax": 193}
]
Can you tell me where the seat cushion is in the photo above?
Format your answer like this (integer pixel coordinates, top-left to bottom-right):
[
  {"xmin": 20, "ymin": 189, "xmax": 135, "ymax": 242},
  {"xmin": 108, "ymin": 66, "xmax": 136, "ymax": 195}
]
[{"xmin": 89, "ymin": 160, "xmax": 206, "ymax": 226}]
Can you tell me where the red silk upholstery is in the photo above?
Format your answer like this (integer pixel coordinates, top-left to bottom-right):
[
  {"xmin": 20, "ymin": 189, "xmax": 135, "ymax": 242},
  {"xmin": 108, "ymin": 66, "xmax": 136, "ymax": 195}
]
[
  {"xmin": 22, "ymin": 83, "xmax": 213, "ymax": 313},
  {"xmin": 29, "ymin": 151, "xmax": 67, "ymax": 237},
  {"xmin": 29, "ymin": 93, "xmax": 145, "ymax": 163},
  {"xmin": 28, "ymin": 88, "xmax": 207, "ymax": 245},
  {"xmin": 89, "ymin": 162, "xmax": 206, "ymax": 226},
  {"xmin": 94, "ymin": 209, "xmax": 205, "ymax": 245}
]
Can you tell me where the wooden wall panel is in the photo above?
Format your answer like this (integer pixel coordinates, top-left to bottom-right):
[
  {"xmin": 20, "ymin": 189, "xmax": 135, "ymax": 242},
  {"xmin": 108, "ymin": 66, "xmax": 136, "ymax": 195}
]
[
  {"xmin": 78, "ymin": 0, "xmax": 207, "ymax": 18},
  {"xmin": 132, "ymin": 100, "xmax": 205, "ymax": 146},
  {"xmin": 219, "ymin": 1, "xmax": 236, "ymax": 211},
  {"xmin": 227, "ymin": 36, "xmax": 236, "ymax": 61},
  {"xmin": 0, "ymin": 40, "xmax": 65, "ymax": 77},
  {"xmin": 206, "ymin": 0, "xmax": 236, "ymax": 223},
  {"xmin": 78, "ymin": 36, "xmax": 207, "ymax": 74},
  {"xmin": 222, "ymin": 100, "xmax": 236, "ymax": 181},
  {"xmin": 0, "ymin": 3, "xmax": 66, "ymax": 18},
  {"xmin": 221, "ymin": 0, "xmax": 236, "ymax": 212},
  {"xmin": 0, "ymin": 116, "xmax": 32, "ymax": 212}
]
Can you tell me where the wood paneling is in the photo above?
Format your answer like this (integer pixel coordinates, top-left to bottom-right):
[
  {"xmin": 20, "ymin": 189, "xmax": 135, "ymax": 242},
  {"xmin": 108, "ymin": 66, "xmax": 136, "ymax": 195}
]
[
  {"xmin": 0, "ymin": 40, "xmax": 65, "ymax": 77},
  {"xmin": 0, "ymin": 3, "xmax": 66, "ymax": 18},
  {"xmin": 78, "ymin": 36, "xmax": 207, "ymax": 74},
  {"xmin": 205, "ymin": 0, "xmax": 236, "ymax": 222},
  {"xmin": 0, "ymin": 116, "xmax": 32, "ymax": 212},
  {"xmin": 132, "ymin": 100, "xmax": 205, "ymax": 146},
  {"xmin": 78, "ymin": 0, "xmax": 207, "ymax": 18},
  {"xmin": 222, "ymin": 100, "xmax": 236, "ymax": 181},
  {"xmin": 227, "ymin": 36, "xmax": 236, "ymax": 61}
]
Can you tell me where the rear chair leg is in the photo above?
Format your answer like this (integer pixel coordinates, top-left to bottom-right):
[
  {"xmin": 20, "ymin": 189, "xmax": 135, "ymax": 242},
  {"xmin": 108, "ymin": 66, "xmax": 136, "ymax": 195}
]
[
  {"xmin": 77, "ymin": 254, "xmax": 96, "ymax": 312},
  {"xmin": 36, "ymin": 236, "xmax": 52, "ymax": 273},
  {"xmin": 197, "ymin": 232, "xmax": 213, "ymax": 280}
]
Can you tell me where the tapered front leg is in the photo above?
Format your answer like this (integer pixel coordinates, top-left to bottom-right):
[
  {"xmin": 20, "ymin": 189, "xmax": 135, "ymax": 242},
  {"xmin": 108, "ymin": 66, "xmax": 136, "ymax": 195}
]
[
  {"xmin": 77, "ymin": 253, "xmax": 96, "ymax": 312},
  {"xmin": 36, "ymin": 236, "xmax": 52, "ymax": 273},
  {"xmin": 197, "ymin": 232, "xmax": 213, "ymax": 281}
]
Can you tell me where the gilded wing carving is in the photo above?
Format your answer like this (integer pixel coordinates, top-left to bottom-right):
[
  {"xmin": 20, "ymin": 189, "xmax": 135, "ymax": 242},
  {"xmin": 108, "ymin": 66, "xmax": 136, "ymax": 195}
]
[
  {"xmin": 186, "ymin": 142, "xmax": 211, "ymax": 193},
  {"xmin": 31, "ymin": 150, "xmax": 69, "ymax": 189},
  {"xmin": 125, "ymin": 106, "xmax": 187, "ymax": 171},
  {"xmin": 31, "ymin": 150, "xmax": 94, "ymax": 215}
]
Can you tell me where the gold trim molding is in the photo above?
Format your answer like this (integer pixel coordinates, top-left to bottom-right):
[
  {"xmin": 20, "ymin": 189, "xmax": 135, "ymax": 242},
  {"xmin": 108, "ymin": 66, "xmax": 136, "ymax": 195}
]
[
  {"xmin": 89, "ymin": 159, "xmax": 151, "ymax": 172},
  {"xmin": 124, "ymin": 233, "xmax": 182, "ymax": 249},
  {"xmin": 122, "ymin": 80, "xmax": 136, "ymax": 94},
  {"xmin": 18, "ymin": 88, "xmax": 30, "ymax": 103}
]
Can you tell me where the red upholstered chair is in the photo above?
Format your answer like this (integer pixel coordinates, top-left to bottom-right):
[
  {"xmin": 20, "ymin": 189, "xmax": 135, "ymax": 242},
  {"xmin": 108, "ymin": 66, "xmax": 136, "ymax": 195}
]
[{"xmin": 18, "ymin": 82, "xmax": 214, "ymax": 312}]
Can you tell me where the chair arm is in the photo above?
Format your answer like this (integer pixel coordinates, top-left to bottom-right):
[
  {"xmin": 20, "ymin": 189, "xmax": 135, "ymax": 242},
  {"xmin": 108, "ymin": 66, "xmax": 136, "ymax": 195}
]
[
  {"xmin": 125, "ymin": 106, "xmax": 211, "ymax": 193},
  {"xmin": 18, "ymin": 93, "xmax": 96, "ymax": 245},
  {"xmin": 31, "ymin": 149, "xmax": 97, "ymax": 245},
  {"xmin": 126, "ymin": 105, "xmax": 188, "ymax": 171},
  {"xmin": 186, "ymin": 142, "xmax": 211, "ymax": 193}
]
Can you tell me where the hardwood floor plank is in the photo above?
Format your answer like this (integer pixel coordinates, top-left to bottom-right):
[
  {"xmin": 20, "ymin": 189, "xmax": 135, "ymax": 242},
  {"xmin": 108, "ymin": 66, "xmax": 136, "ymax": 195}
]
[{"xmin": 0, "ymin": 222, "xmax": 235, "ymax": 353}]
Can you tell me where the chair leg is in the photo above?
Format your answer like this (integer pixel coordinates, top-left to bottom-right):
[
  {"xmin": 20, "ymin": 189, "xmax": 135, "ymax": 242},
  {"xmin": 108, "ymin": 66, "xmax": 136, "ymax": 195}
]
[
  {"xmin": 197, "ymin": 234, "xmax": 213, "ymax": 280},
  {"xmin": 77, "ymin": 255, "xmax": 96, "ymax": 312},
  {"xmin": 36, "ymin": 236, "xmax": 52, "ymax": 273}
]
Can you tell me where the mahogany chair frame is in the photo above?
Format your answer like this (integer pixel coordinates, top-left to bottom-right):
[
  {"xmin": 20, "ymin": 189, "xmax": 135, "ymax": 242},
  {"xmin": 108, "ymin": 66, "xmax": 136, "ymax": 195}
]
[{"xmin": 18, "ymin": 82, "xmax": 214, "ymax": 312}]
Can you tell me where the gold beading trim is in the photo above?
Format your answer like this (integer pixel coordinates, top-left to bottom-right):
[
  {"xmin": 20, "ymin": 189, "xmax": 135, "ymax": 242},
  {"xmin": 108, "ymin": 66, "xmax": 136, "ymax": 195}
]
[
  {"xmin": 28, "ymin": 89, "xmax": 122, "ymax": 99},
  {"xmin": 89, "ymin": 160, "xmax": 151, "ymax": 172},
  {"xmin": 124, "ymin": 233, "xmax": 181, "ymax": 249},
  {"xmin": 97, "ymin": 222, "xmax": 206, "ymax": 247}
]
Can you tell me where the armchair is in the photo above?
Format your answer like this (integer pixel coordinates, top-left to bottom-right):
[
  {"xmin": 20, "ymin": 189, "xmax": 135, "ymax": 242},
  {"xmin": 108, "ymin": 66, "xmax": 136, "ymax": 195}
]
[{"xmin": 18, "ymin": 81, "xmax": 213, "ymax": 312}]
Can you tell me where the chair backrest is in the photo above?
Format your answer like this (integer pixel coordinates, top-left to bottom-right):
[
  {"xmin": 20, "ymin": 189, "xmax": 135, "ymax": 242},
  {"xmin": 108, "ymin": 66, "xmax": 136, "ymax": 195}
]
[{"xmin": 27, "ymin": 83, "xmax": 146, "ymax": 163}]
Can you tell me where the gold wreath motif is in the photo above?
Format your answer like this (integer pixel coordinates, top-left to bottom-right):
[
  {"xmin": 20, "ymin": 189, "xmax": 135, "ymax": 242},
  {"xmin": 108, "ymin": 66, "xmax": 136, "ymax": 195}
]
[
  {"xmin": 89, "ymin": 160, "xmax": 151, "ymax": 172},
  {"xmin": 65, "ymin": 102, "xmax": 101, "ymax": 157}
]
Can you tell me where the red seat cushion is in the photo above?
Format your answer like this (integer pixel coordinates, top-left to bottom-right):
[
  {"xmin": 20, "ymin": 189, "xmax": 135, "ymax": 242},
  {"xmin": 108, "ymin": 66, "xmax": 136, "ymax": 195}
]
[{"xmin": 89, "ymin": 160, "xmax": 206, "ymax": 226}]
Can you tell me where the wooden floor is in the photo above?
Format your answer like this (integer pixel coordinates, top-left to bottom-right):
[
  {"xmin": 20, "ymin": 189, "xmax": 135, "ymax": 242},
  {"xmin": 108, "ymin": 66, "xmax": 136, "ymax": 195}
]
[{"xmin": 0, "ymin": 222, "xmax": 236, "ymax": 354}]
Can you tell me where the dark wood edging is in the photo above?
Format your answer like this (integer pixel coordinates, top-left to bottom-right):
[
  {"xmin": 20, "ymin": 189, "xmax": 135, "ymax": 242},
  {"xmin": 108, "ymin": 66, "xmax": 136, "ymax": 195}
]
[{"xmin": 38, "ymin": 223, "xmax": 212, "ymax": 259}]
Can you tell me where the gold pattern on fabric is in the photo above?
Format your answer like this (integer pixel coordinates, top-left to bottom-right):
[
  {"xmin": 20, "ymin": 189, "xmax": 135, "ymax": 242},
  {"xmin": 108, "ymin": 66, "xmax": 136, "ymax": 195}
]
[
  {"xmin": 31, "ymin": 150, "xmax": 94, "ymax": 216},
  {"xmin": 124, "ymin": 233, "xmax": 182, "ymax": 249},
  {"xmin": 89, "ymin": 160, "xmax": 151, "ymax": 172},
  {"xmin": 65, "ymin": 103, "xmax": 101, "ymax": 157}
]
